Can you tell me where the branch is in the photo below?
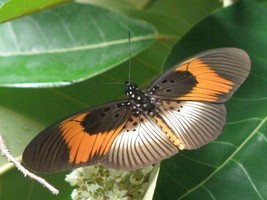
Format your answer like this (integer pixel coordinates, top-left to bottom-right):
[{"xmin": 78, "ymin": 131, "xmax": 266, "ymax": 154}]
[{"xmin": 0, "ymin": 134, "xmax": 59, "ymax": 195}]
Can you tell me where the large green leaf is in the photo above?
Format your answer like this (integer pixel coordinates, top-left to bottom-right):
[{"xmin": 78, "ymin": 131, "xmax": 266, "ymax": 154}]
[
  {"xmin": 85, "ymin": 0, "xmax": 221, "ymax": 36},
  {"xmin": 0, "ymin": 3, "xmax": 156, "ymax": 87},
  {"xmin": 155, "ymin": 0, "xmax": 267, "ymax": 199},
  {"xmin": 0, "ymin": 0, "xmax": 221, "ymax": 199}
]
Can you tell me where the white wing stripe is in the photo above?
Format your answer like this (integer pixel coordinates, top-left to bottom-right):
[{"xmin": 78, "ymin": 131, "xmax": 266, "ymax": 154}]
[{"xmin": 103, "ymin": 114, "xmax": 178, "ymax": 170}]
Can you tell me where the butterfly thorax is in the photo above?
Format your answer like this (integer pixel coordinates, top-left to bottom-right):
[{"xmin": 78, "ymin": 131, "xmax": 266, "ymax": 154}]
[{"xmin": 124, "ymin": 81, "xmax": 158, "ymax": 116}]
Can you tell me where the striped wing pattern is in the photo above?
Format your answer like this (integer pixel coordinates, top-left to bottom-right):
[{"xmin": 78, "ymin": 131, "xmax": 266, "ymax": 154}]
[
  {"xmin": 23, "ymin": 100, "xmax": 131, "ymax": 172},
  {"xmin": 102, "ymin": 114, "xmax": 178, "ymax": 170},
  {"xmin": 159, "ymin": 100, "xmax": 226, "ymax": 149},
  {"xmin": 102, "ymin": 101, "xmax": 225, "ymax": 170}
]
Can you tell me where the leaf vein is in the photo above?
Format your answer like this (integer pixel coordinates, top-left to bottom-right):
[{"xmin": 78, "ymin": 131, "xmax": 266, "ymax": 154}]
[
  {"xmin": 7, "ymin": 22, "xmax": 19, "ymax": 51},
  {"xmin": 232, "ymin": 96, "xmax": 267, "ymax": 101},
  {"xmin": 227, "ymin": 118, "xmax": 262, "ymax": 125},
  {"xmin": 202, "ymin": 185, "xmax": 216, "ymax": 200},
  {"xmin": 61, "ymin": 19, "xmax": 76, "ymax": 45},
  {"xmin": 257, "ymin": 132, "xmax": 267, "ymax": 143},
  {"xmin": 232, "ymin": 159, "xmax": 264, "ymax": 200},
  {"xmin": 180, "ymin": 153, "xmax": 217, "ymax": 168},
  {"xmin": 160, "ymin": 164, "xmax": 188, "ymax": 191},
  {"xmin": 0, "ymin": 34, "xmax": 156, "ymax": 57},
  {"xmin": 212, "ymin": 141, "xmax": 237, "ymax": 148}
]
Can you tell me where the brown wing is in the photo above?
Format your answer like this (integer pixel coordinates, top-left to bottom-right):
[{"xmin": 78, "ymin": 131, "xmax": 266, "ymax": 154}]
[
  {"xmin": 149, "ymin": 48, "xmax": 250, "ymax": 103},
  {"xmin": 22, "ymin": 100, "xmax": 131, "ymax": 173}
]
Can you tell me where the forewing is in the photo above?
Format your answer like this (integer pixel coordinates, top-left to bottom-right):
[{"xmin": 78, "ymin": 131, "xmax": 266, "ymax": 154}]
[
  {"xmin": 23, "ymin": 100, "xmax": 131, "ymax": 173},
  {"xmin": 102, "ymin": 114, "xmax": 178, "ymax": 170},
  {"xmin": 159, "ymin": 100, "xmax": 226, "ymax": 149},
  {"xmin": 149, "ymin": 48, "xmax": 251, "ymax": 103}
]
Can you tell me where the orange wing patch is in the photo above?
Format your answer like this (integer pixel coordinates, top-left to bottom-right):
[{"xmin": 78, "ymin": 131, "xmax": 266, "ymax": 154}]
[
  {"xmin": 59, "ymin": 113, "xmax": 125, "ymax": 165},
  {"xmin": 176, "ymin": 58, "xmax": 234, "ymax": 102}
]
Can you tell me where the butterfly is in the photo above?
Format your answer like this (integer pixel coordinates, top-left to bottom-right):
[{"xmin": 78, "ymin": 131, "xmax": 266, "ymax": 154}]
[{"xmin": 23, "ymin": 48, "xmax": 251, "ymax": 173}]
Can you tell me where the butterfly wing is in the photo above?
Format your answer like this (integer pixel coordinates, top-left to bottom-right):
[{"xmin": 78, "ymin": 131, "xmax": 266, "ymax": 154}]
[
  {"xmin": 158, "ymin": 100, "xmax": 226, "ymax": 149},
  {"xmin": 146, "ymin": 48, "xmax": 250, "ymax": 150},
  {"xmin": 22, "ymin": 100, "xmax": 132, "ymax": 172},
  {"xmin": 148, "ymin": 48, "xmax": 251, "ymax": 102},
  {"xmin": 102, "ymin": 113, "xmax": 178, "ymax": 170}
]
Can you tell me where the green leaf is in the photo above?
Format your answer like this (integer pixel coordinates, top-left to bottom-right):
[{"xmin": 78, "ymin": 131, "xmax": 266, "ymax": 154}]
[
  {"xmin": 155, "ymin": 0, "xmax": 267, "ymax": 199},
  {"xmin": 85, "ymin": 0, "xmax": 221, "ymax": 36},
  {"xmin": 0, "ymin": 0, "xmax": 71, "ymax": 23},
  {"xmin": 0, "ymin": 107, "xmax": 43, "ymax": 167},
  {"xmin": 0, "ymin": 3, "xmax": 156, "ymax": 87}
]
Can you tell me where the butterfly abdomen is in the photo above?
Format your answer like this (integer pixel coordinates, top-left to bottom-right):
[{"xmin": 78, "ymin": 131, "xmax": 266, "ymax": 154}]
[{"xmin": 153, "ymin": 114, "xmax": 186, "ymax": 150}]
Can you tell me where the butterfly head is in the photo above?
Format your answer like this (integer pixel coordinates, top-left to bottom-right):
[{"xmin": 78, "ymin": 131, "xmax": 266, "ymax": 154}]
[
  {"xmin": 124, "ymin": 81, "xmax": 156, "ymax": 116},
  {"xmin": 125, "ymin": 81, "xmax": 149, "ymax": 103},
  {"xmin": 124, "ymin": 81, "xmax": 138, "ymax": 95}
]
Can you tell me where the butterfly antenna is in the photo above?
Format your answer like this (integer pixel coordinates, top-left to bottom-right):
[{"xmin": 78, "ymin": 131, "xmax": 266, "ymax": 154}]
[
  {"xmin": 128, "ymin": 31, "xmax": 132, "ymax": 83},
  {"xmin": 101, "ymin": 82, "xmax": 124, "ymax": 85}
]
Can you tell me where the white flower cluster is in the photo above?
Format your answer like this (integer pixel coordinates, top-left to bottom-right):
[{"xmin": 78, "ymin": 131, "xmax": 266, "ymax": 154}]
[{"xmin": 65, "ymin": 164, "xmax": 153, "ymax": 200}]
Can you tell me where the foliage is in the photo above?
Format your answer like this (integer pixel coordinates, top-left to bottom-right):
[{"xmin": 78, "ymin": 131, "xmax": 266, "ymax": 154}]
[{"xmin": 0, "ymin": 0, "xmax": 266, "ymax": 199}]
